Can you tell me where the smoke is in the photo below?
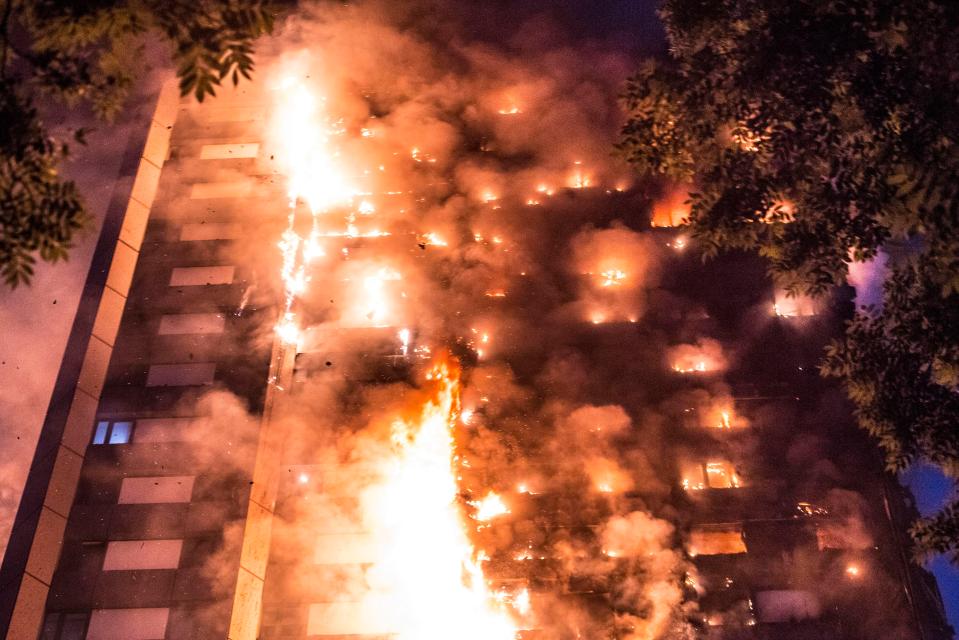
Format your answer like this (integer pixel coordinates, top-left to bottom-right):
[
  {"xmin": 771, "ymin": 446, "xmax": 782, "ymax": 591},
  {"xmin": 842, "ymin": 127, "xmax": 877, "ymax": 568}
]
[{"xmin": 147, "ymin": 0, "xmax": 918, "ymax": 637}]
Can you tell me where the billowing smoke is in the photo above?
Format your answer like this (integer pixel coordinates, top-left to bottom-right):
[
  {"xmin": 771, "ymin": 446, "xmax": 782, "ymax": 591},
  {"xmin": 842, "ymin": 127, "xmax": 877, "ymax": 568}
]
[{"xmin": 149, "ymin": 0, "xmax": 916, "ymax": 637}]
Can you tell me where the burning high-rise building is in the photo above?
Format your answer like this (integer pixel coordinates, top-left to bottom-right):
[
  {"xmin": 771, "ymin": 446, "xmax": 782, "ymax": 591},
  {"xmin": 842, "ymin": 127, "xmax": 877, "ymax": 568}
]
[{"xmin": 0, "ymin": 3, "xmax": 952, "ymax": 639}]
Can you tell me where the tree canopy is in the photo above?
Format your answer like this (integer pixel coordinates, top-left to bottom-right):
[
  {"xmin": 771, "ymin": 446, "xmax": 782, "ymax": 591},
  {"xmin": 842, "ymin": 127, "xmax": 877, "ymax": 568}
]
[
  {"xmin": 619, "ymin": 0, "xmax": 959, "ymax": 561},
  {"xmin": 0, "ymin": 0, "xmax": 288, "ymax": 287}
]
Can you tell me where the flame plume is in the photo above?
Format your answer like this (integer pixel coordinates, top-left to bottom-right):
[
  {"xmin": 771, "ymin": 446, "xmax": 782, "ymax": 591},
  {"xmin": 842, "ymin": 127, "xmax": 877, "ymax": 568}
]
[{"xmin": 360, "ymin": 359, "xmax": 520, "ymax": 638}]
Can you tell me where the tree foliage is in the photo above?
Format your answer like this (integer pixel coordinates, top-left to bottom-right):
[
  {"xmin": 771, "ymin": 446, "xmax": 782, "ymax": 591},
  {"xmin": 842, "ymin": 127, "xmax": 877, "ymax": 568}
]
[
  {"xmin": 0, "ymin": 0, "xmax": 289, "ymax": 287},
  {"xmin": 619, "ymin": 0, "xmax": 959, "ymax": 561}
]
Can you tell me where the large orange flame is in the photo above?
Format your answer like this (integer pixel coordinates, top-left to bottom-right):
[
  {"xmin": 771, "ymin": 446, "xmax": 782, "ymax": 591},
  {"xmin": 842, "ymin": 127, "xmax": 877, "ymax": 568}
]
[{"xmin": 358, "ymin": 359, "xmax": 520, "ymax": 638}]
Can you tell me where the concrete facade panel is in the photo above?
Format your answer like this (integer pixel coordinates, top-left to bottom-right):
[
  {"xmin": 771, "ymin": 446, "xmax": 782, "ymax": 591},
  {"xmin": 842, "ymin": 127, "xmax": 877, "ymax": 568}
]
[
  {"xmin": 179, "ymin": 222, "xmax": 243, "ymax": 241},
  {"xmin": 44, "ymin": 446, "xmax": 84, "ymax": 519},
  {"xmin": 87, "ymin": 606, "xmax": 169, "ymax": 640},
  {"xmin": 76, "ymin": 337, "xmax": 112, "ymax": 399},
  {"xmin": 168, "ymin": 265, "xmax": 235, "ymax": 286},
  {"xmin": 103, "ymin": 540, "xmax": 183, "ymax": 571},
  {"xmin": 189, "ymin": 181, "xmax": 254, "ymax": 200},
  {"xmin": 158, "ymin": 313, "xmax": 226, "ymax": 335},
  {"xmin": 119, "ymin": 198, "xmax": 152, "ymax": 251},
  {"xmin": 145, "ymin": 363, "xmax": 216, "ymax": 387},
  {"xmin": 108, "ymin": 504, "xmax": 189, "ymax": 540},
  {"xmin": 118, "ymin": 476, "xmax": 195, "ymax": 505},
  {"xmin": 91, "ymin": 286, "xmax": 127, "ymax": 348},
  {"xmin": 105, "ymin": 241, "xmax": 139, "ymax": 296},
  {"xmin": 24, "ymin": 507, "xmax": 67, "ymax": 586},
  {"xmin": 133, "ymin": 418, "xmax": 200, "ymax": 443},
  {"xmin": 129, "ymin": 159, "xmax": 162, "ymax": 212},
  {"xmin": 141, "ymin": 120, "xmax": 172, "ymax": 169},
  {"xmin": 6, "ymin": 573, "xmax": 48, "ymax": 640},
  {"xmin": 60, "ymin": 389, "xmax": 99, "ymax": 455},
  {"xmin": 199, "ymin": 143, "xmax": 260, "ymax": 159}
]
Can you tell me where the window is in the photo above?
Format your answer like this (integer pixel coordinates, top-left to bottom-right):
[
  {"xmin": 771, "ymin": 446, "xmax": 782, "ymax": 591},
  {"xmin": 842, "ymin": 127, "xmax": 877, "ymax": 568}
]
[
  {"xmin": 169, "ymin": 265, "xmax": 234, "ymax": 286},
  {"xmin": 102, "ymin": 539, "xmax": 183, "ymax": 571},
  {"xmin": 118, "ymin": 476, "xmax": 194, "ymax": 504},
  {"xmin": 688, "ymin": 525, "xmax": 747, "ymax": 556},
  {"xmin": 705, "ymin": 461, "xmax": 742, "ymax": 489},
  {"xmin": 680, "ymin": 460, "xmax": 743, "ymax": 491},
  {"xmin": 40, "ymin": 612, "xmax": 89, "ymax": 640},
  {"xmin": 87, "ymin": 608, "xmax": 169, "ymax": 640},
  {"xmin": 773, "ymin": 287, "xmax": 819, "ymax": 317},
  {"xmin": 145, "ymin": 363, "xmax": 216, "ymax": 387},
  {"xmin": 92, "ymin": 421, "xmax": 133, "ymax": 445}
]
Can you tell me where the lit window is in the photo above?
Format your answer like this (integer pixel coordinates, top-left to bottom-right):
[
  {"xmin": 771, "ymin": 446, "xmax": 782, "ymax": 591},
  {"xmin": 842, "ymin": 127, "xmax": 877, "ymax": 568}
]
[
  {"xmin": 92, "ymin": 421, "xmax": 110, "ymax": 445},
  {"xmin": 681, "ymin": 460, "xmax": 743, "ymax": 491},
  {"xmin": 92, "ymin": 421, "xmax": 134, "ymax": 445},
  {"xmin": 705, "ymin": 461, "xmax": 741, "ymax": 489},
  {"xmin": 688, "ymin": 525, "xmax": 747, "ymax": 556},
  {"xmin": 107, "ymin": 422, "xmax": 133, "ymax": 444}
]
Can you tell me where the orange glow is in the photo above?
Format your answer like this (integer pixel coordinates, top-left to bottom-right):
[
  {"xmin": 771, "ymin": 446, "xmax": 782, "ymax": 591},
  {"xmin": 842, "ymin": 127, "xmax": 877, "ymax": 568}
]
[
  {"xmin": 668, "ymin": 339, "xmax": 727, "ymax": 374},
  {"xmin": 421, "ymin": 232, "xmax": 448, "ymax": 247},
  {"xmin": 599, "ymin": 269, "xmax": 627, "ymax": 287},
  {"xmin": 845, "ymin": 564, "xmax": 862, "ymax": 578},
  {"xmin": 651, "ymin": 186, "xmax": 692, "ymax": 227},
  {"xmin": 471, "ymin": 491, "xmax": 510, "ymax": 522}
]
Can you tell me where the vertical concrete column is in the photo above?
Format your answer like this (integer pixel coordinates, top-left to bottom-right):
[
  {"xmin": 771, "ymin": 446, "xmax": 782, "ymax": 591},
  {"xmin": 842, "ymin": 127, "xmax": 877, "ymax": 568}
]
[{"xmin": 0, "ymin": 78, "xmax": 180, "ymax": 640}]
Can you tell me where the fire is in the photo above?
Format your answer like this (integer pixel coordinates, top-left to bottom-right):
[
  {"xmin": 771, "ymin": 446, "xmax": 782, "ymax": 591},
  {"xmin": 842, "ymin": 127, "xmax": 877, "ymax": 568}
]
[
  {"xmin": 360, "ymin": 268, "xmax": 402, "ymax": 327},
  {"xmin": 651, "ymin": 185, "xmax": 692, "ymax": 227},
  {"xmin": 673, "ymin": 361, "xmax": 707, "ymax": 374},
  {"xmin": 471, "ymin": 491, "xmax": 511, "ymax": 522},
  {"xmin": 360, "ymin": 361, "xmax": 520, "ymax": 638},
  {"xmin": 274, "ymin": 77, "xmax": 356, "ymax": 213},
  {"xmin": 719, "ymin": 411, "xmax": 731, "ymax": 429},
  {"xmin": 668, "ymin": 339, "xmax": 727, "ymax": 374},
  {"xmin": 270, "ymin": 74, "xmax": 358, "ymax": 343},
  {"xmin": 421, "ymin": 232, "xmax": 448, "ymax": 247},
  {"xmin": 599, "ymin": 269, "xmax": 627, "ymax": 287}
]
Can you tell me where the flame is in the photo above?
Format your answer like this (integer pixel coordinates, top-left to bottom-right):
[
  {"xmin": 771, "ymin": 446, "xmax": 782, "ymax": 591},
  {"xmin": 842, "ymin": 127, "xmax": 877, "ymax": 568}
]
[
  {"xmin": 360, "ymin": 268, "xmax": 402, "ymax": 327},
  {"xmin": 360, "ymin": 360, "xmax": 519, "ymax": 638},
  {"xmin": 599, "ymin": 269, "xmax": 627, "ymax": 287},
  {"xmin": 471, "ymin": 491, "xmax": 510, "ymax": 522},
  {"xmin": 271, "ymin": 75, "xmax": 358, "ymax": 343},
  {"xmin": 422, "ymin": 232, "xmax": 448, "ymax": 247},
  {"xmin": 274, "ymin": 77, "xmax": 356, "ymax": 213},
  {"xmin": 673, "ymin": 361, "xmax": 707, "ymax": 374}
]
